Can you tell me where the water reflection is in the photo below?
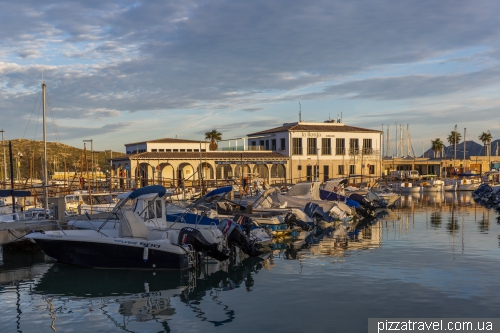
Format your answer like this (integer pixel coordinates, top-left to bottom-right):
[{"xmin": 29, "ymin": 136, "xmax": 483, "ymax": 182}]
[{"xmin": 0, "ymin": 253, "xmax": 269, "ymax": 332}]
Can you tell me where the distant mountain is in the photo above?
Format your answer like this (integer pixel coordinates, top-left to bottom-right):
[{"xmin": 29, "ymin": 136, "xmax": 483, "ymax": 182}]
[{"xmin": 421, "ymin": 139, "xmax": 500, "ymax": 158}]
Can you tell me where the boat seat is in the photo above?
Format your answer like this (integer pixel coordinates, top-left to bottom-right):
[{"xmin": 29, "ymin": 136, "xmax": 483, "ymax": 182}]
[{"xmin": 119, "ymin": 210, "xmax": 149, "ymax": 239}]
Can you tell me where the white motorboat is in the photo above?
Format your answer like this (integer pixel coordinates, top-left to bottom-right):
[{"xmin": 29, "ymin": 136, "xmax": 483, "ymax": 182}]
[
  {"xmin": 26, "ymin": 186, "xmax": 234, "ymax": 269},
  {"xmin": 457, "ymin": 178, "xmax": 481, "ymax": 191},
  {"xmin": 393, "ymin": 182, "xmax": 420, "ymax": 193},
  {"xmin": 443, "ymin": 179, "xmax": 460, "ymax": 191},
  {"xmin": 420, "ymin": 179, "xmax": 444, "ymax": 192}
]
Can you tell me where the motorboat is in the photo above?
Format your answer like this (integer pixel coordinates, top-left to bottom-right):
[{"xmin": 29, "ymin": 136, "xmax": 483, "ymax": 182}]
[
  {"xmin": 443, "ymin": 179, "xmax": 460, "ymax": 191},
  {"xmin": 65, "ymin": 190, "xmax": 120, "ymax": 214},
  {"xmin": 393, "ymin": 182, "xmax": 420, "ymax": 193},
  {"xmin": 420, "ymin": 179, "xmax": 444, "ymax": 192},
  {"xmin": 26, "ymin": 185, "xmax": 235, "ymax": 269},
  {"xmin": 457, "ymin": 178, "xmax": 481, "ymax": 191}
]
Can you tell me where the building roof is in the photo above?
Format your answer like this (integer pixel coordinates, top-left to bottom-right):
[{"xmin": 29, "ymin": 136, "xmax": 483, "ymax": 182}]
[
  {"xmin": 247, "ymin": 122, "xmax": 382, "ymax": 136},
  {"xmin": 125, "ymin": 137, "xmax": 208, "ymax": 146},
  {"xmin": 112, "ymin": 151, "xmax": 287, "ymax": 161}
]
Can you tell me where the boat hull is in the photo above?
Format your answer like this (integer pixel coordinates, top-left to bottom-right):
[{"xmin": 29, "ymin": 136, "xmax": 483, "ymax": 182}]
[{"xmin": 31, "ymin": 238, "xmax": 190, "ymax": 269}]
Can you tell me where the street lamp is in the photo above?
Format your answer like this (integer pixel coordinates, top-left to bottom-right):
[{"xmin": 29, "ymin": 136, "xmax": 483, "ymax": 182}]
[
  {"xmin": 83, "ymin": 139, "xmax": 93, "ymax": 189},
  {"xmin": 105, "ymin": 149, "xmax": 113, "ymax": 190}
]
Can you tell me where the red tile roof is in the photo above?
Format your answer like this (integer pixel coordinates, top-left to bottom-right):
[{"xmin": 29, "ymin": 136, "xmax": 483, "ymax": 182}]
[{"xmin": 247, "ymin": 123, "xmax": 382, "ymax": 136}]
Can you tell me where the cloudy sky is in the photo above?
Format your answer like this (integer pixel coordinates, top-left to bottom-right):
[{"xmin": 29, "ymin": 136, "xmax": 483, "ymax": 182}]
[{"xmin": 1, "ymin": 0, "xmax": 500, "ymax": 153}]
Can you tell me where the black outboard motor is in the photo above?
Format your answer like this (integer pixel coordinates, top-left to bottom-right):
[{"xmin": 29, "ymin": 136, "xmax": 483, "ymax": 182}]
[
  {"xmin": 349, "ymin": 193, "xmax": 375, "ymax": 217},
  {"xmin": 284, "ymin": 212, "xmax": 312, "ymax": 231},
  {"xmin": 178, "ymin": 227, "xmax": 231, "ymax": 262},
  {"xmin": 218, "ymin": 219, "xmax": 263, "ymax": 257}
]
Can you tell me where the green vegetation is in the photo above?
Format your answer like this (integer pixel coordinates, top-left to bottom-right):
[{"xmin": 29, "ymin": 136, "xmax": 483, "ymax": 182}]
[{"xmin": 0, "ymin": 138, "xmax": 124, "ymax": 180}]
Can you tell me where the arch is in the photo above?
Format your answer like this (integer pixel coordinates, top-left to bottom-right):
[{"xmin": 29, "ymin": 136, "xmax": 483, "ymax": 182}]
[
  {"xmin": 253, "ymin": 164, "xmax": 269, "ymax": 179},
  {"xmin": 178, "ymin": 162, "xmax": 195, "ymax": 186},
  {"xmin": 271, "ymin": 164, "xmax": 286, "ymax": 178},
  {"xmin": 158, "ymin": 163, "xmax": 174, "ymax": 187},
  {"xmin": 235, "ymin": 164, "xmax": 251, "ymax": 178},
  {"xmin": 138, "ymin": 162, "xmax": 153, "ymax": 187},
  {"xmin": 199, "ymin": 162, "xmax": 214, "ymax": 180},
  {"xmin": 216, "ymin": 164, "xmax": 233, "ymax": 179}
]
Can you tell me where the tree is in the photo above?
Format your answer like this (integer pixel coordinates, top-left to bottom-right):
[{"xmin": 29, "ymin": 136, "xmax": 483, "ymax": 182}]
[
  {"xmin": 205, "ymin": 129, "xmax": 222, "ymax": 151},
  {"xmin": 431, "ymin": 138, "xmax": 444, "ymax": 158},
  {"xmin": 447, "ymin": 131, "xmax": 462, "ymax": 146},
  {"xmin": 478, "ymin": 131, "xmax": 493, "ymax": 156}
]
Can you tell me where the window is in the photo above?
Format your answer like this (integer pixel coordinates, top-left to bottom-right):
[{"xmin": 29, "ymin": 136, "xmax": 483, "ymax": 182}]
[
  {"xmin": 323, "ymin": 165, "xmax": 329, "ymax": 182},
  {"xmin": 259, "ymin": 140, "xmax": 264, "ymax": 150},
  {"xmin": 336, "ymin": 138, "xmax": 345, "ymax": 155},
  {"xmin": 280, "ymin": 138, "xmax": 286, "ymax": 151},
  {"xmin": 322, "ymin": 138, "xmax": 331, "ymax": 155},
  {"xmin": 265, "ymin": 140, "xmax": 270, "ymax": 150},
  {"xmin": 155, "ymin": 200, "xmax": 162, "ymax": 218},
  {"xmin": 349, "ymin": 165, "xmax": 356, "ymax": 175},
  {"xmin": 187, "ymin": 149, "xmax": 192, "ymax": 152},
  {"xmin": 297, "ymin": 165, "xmax": 302, "ymax": 170},
  {"xmin": 151, "ymin": 149, "xmax": 157, "ymax": 152},
  {"xmin": 338, "ymin": 165, "xmax": 344, "ymax": 175},
  {"xmin": 349, "ymin": 139, "xmax": 359, "ymax": 155},
  {"xmin": 363, "ymin": 139, "xmax": 373, "ymax": 154},
  {"xmin": 369, "ymin": 164, "xmax": 375, "ymax": 174},
  {"xmin": 173, "ymin": 149, "xmax": 179, "ymax": 152},
  {"xmin": 201, "ymin": 149, "xmax": 206, "ymax": 152},
  {"xmin": 292, "ymin": 138, "xmax": 302, "ymax": 155},
  {"xmin": 148, "ymin": 200, "xmax": 155, "ymax": 219},
  {"xmin": 194, "ymin": 149, "xmax": 199, "ymax": 152},
  {"xmin": 180, "ymin": 149, "xmax": 185, "ymax": 152},
  {"xmin": 307, "ymin": 138, "xmax": 317, "ymax": 155},
  {"xmin": 159, "ymin": 149, "xmax": 165, "ymax": 152},
  {"xmin": 271, "ymin": 139, "xmax": 276, "ymax": 151},
  {"xmin": 166, "ymin": 149, "xmax": 172, "ymax": 152}
]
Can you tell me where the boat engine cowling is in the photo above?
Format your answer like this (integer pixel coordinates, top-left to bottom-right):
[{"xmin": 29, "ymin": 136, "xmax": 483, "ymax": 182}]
[
  {"xmin": 178, "ymin": 227, "xmax": 231, "ymax": 262},
  {"xmin": 284, "ymin": 212, "xmax": 312, "ymax": 231},
  {"xmin": 218, "ymin": 219, "xmax": 263, "ymax": 257}
]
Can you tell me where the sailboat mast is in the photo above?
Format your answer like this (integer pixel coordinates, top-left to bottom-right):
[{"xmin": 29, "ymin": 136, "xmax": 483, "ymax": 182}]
[{"xmin": 42, "ymin": 82, "xmax": 48, "ymax": 211}]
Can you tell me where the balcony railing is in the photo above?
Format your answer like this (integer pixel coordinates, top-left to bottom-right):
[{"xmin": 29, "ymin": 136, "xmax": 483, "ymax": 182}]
[
  {"xmin": 292, "ymin": 147, "xmax": 303, "ymax": 155},
  {"xmin": 307, "ymin": 147, "xmax": 317, "ymax": 155},
  {"xmin": 336, "ymin": 147, "xmax": 345, "ymax": 155},
  {"xmin": 322, "ymin": 147, "xmax": 332, "ymax": 155},
  {"xmin": 349, "ymin": 148, "xmax": 380, "ymax": 155}
]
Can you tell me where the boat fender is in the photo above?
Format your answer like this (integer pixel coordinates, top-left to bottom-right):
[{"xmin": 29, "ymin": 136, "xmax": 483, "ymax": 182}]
[{"xmin": 143, "ymin": 244, "xmax": 149, "ymax": 262}]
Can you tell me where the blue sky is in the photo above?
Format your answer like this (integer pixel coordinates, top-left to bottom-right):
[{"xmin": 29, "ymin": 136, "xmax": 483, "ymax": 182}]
[{"xmin": 1, "ymin": 0, "xmax": 499, "ymax": 153}]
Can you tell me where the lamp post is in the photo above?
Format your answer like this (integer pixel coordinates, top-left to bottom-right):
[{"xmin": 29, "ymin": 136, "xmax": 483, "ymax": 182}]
[
  {"xmin": 83, "ymin": 139, "xmax": 93, "ymax": 189},
  {"xmin": 316, "ymin": 147, "xmax": 319, "ymax": 182},
  {"xmin": 1, "ymin": 129, "xmax": 5, "ymax": 189},
  {"xmin": 105, "ymin": 149, "xmax": 112, "ymax": 191}
]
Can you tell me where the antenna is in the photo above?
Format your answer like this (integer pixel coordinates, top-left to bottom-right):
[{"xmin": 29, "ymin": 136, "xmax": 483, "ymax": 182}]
[{"xmin": 299, "ymin": 102, "xmax": 302, "ymax": 122}]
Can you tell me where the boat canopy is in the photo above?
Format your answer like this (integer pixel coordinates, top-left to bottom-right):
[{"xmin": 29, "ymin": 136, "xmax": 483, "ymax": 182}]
[
  {"xmin": 0, "ymin": 190, "xmax": 31, "ymax": 198},
  {"xmin": 205, "ymin": 186, "xmax": 233, "ymax": 198},
  {"xmin": 116, "ymin": 185, "xmax": 167, "ymax": 200}
]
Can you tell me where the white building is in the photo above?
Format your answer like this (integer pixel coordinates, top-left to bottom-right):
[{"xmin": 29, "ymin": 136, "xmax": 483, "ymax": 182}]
[{"xmin": 247, "ymin": 120, "xmax": 382, "ymax": 182}]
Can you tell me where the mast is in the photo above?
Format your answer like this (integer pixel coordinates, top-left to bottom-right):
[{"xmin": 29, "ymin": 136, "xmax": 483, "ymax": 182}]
[
  {"xmin": 464, "ymin": 128, "xmax": 467, "ymax": 172},
  {"xmin": 42, "ymin": 82, "xmax": 48, "ymax": 211}
]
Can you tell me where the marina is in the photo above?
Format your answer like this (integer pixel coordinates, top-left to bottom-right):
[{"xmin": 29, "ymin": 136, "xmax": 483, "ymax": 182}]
[{"xmin": 1, "ymin": 191, "xmax": 500, "ymax": 332}]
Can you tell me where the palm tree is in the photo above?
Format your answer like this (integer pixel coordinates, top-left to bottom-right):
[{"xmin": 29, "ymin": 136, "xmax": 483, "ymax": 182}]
[
  {"xmin": 447, "ymin": 131, "xmax": 461, "ymax": 146},
  {"xmin": 431, "ymin": 138, "xmax": 444, "ymax": 158},
  {"xmin": 205, "ymin": 129, "xmax": 222, "ymax": 151},
  {"xmin": 478, "ymin": 131, "xmax": 492, "ymax": 156}
]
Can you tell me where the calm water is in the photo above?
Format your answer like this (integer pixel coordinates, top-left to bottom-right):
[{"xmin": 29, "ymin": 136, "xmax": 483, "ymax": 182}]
[{"xmin": 1, "ymin": 192, "xmax": 500, "ymax": 333}]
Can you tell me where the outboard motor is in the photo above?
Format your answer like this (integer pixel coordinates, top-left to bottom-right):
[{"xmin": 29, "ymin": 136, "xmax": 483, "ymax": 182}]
[
  {"xmin": 284, "ymin": 212, "xmax": 312, "ymax": 231},
  {"xmin": 218, "ymin": 219, "xmax": 263, "ymax": 257},
  {"xmin": 178, "ymin": 227, "xmax": 231, "ymax": 262}
]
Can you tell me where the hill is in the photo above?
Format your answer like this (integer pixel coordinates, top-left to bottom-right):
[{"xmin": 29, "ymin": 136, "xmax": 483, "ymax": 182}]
[{"xmin": 0, "ymin": 138, "xmax": 125, "ymax": 180}]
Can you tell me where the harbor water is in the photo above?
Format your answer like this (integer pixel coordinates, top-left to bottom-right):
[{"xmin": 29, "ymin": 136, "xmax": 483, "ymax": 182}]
[{"xmin": 1, "ymin": 192, "xmax": 500, "ymax": 333}]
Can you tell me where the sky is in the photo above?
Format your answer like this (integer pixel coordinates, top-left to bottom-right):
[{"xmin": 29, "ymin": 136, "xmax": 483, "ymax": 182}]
[{"xmin": 1, "ymin": 0, "xmax": 500, "ymax": 154}]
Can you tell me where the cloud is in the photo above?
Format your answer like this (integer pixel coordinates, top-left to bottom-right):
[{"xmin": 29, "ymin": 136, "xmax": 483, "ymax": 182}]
[{"xmin": 241, "ymin": 107, "xmax": 264, "ymax": 112}]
